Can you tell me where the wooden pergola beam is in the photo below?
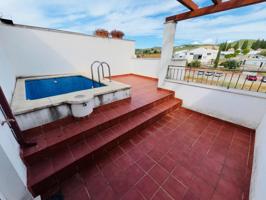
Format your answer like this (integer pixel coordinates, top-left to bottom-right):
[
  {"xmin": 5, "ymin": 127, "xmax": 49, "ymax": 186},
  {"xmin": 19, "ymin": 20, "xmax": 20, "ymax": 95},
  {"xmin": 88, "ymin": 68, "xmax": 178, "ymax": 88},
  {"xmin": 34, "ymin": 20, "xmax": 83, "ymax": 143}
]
[
  {"xmin": 167, "ymin": 0, "xmax": 266, "ymax": 22},
  {"xmin": 177, "ymin": 0, "xmax": 199, "ymax": 11},
  {"xmin": 212, "ymin": 0, "xmax": 221, "ymax": 4}
]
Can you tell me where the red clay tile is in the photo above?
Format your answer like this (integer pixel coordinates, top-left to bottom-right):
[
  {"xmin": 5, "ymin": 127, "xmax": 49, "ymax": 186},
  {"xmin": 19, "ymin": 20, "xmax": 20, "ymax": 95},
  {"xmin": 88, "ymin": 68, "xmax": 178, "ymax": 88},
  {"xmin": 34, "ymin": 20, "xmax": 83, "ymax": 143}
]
[
  {"xmin": 148, "ymin": 164, "xmax": 169, "ymax": 185},
  {"xmin": 92, "ymin": 185, "xmax": 117, "ymax": 200},
  {"xmin": 28, "ymin": 157, "xmax": 54, "ymax": 185},
  {"xmin": 121, "ymin": 188, "xmax": 145, "ymax": 200},
  {"xmin": 84, "ymin": 172, "xmax": 109, "ymax": 198},
  {"xmin": 188, "ymin": 176, "xmax": 215, "ymax": 200},
  {"xmin": 61, "ymin": 174, "xmax": 90, "ymax": 200},
  {"xmin": 109, "ymin": 164, "xmax": 144, "ymax": 196},
  {"xmin": 221, "ymin": 166, "xmax": 246, "ymax": 188},
  {"xmin": 119, "ymin": 140, "xmax": 135, "ymax": 152},
  {"xmin": 115, "ymin": 153, "xmax": 134, "ymax": 170},
  {"xmin": 172, "ymin": 163, "xmax": 194, "ymax": 187},
  {"xmin": 128, "ymin": 147, "xmax": 146, "ymax": 161},
  {"xmin": 148, "ymin": 149, "xmax": 164, "ymax": 162},
  {"xmin": 211, "ymin": 191, "xmax": 228, "ymax": 200},
  {"xmin": 194, "ymin": 166, "xmax": 219, "ymax": 188},
  {"xmin": 69, "ymin": 139, "xmax": 91, "ymax": 161},
  {"xmin": 101, "ymin": 162, "xmax": 121, "ymax": 180},
  {"xmin": 24, "ymin": 75, "xmax": 254, "ymax": 199},
  {"xmin": 136, "ymin": 175, "xmax": 159, "ymax": 199},
  {"xmin": 51, "ymin": 145, "xmax": 74, "ymax": 172},
  {"xmin": 108, "ymin": 146, "xmax": 124, "ymax": 161},
  {"xmin": 159, "ymin": 155, "xmax": 176, "ymax": 172},
  {"xmin": 137, "ymin": 155, "xmax": 156, "ymax": 172},
  {"xmin": 215, "ymin": 178, "xmax": 242, "ymax": 200},
  {"xmin": 152, "ymin": 189, "xmax": 173, "ymax": 200},
  {"xmin": 201, "ymin": 156, "xmax": 224, "ymax": 175},
  {"xmin": 162, "ymin": 176, "xmax": 187, "ymax": 199},
  {"xmin": 183, "ymin": 190, "xmax": 200, "ymax": 200}
]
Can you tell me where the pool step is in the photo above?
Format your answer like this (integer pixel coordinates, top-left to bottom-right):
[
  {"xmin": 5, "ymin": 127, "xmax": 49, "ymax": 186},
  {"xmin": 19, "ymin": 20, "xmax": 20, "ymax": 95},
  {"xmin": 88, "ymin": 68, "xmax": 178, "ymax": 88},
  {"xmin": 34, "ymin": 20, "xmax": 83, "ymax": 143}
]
[
  {"xmin": 22, "ymin": 92, "xmax": 175, "ymax": 164},
  {"xmin": 27, "ymin": 97, "xmax": 181, "ymax": 196}
]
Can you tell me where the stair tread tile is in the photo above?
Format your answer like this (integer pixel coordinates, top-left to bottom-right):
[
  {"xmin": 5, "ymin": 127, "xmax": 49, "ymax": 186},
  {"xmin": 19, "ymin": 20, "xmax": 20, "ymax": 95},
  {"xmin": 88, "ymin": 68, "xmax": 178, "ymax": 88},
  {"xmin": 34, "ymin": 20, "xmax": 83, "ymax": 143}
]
[
  {"xmin": 23, "ymin": 93, "xmax": 175, "ymax": 159},
  {"xmin": 27, "ymin": 98, "xmax": 181, "ymax": 189}
]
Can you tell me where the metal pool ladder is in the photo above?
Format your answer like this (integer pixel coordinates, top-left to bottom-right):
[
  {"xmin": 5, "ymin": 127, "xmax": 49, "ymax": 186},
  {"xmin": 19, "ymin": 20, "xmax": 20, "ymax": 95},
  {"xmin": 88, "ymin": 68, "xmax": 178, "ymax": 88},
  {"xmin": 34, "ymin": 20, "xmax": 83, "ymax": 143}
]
[{"xmin": 90, "ymin": 61, "xmax": 112, "ymax": 87}]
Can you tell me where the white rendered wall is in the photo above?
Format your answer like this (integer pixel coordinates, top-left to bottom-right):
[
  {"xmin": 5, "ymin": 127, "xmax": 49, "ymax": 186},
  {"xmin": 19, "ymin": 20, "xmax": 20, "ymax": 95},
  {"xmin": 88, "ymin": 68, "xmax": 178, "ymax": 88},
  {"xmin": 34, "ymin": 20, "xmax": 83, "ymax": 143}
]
[
  {"xmin": 0, "ymin": 48, "xmax": 30, "ymax": 198},
  {"xmin": 131, "ymin": 58, "xmax": 160, "ymax": 78},
  {"xmin": 0, "ymin": 24, "xmax": 135, "ymax": 78},
  {"xmin": 162, "ymin": 80, "xmax": 266, "ymax": 129},
  {"xmin": 0, "ymin": 145, "xmax": 32, "ymax": 200},
  {"xmin": 250, "ymin": 114, "xmax": 266, "ymax": 200},
  {"xmin": 158, "ymin": 21, "xmax": 177, "ymax": 86}
]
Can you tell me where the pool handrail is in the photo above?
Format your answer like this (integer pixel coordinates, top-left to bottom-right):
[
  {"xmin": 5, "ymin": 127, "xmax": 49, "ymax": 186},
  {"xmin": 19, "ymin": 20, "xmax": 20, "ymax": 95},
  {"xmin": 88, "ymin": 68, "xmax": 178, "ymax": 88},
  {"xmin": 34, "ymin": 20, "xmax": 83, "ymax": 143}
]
[
  {"xmin": 91, "ymin": 61, "xmax": 112, "ymax": 86},
  {"xmin": 90, "ymin": 61, "xmax": 102, "ymax": 87}
]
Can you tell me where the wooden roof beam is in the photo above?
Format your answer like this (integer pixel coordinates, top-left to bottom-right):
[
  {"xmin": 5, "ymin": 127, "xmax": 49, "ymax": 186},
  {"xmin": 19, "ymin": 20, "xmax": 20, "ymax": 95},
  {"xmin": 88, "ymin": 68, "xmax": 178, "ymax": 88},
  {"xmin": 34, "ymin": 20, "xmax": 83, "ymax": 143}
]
[
  {"xmin": 212, "ymin": 0, "xmax": 222, "ymax": 4},
  {"xmin": 177, "ymin": 0, "xmax": 199, "ymax": 11},
  {"xmin": 167, "ymin": 0, "xmax": 266, "ymax": 22}
]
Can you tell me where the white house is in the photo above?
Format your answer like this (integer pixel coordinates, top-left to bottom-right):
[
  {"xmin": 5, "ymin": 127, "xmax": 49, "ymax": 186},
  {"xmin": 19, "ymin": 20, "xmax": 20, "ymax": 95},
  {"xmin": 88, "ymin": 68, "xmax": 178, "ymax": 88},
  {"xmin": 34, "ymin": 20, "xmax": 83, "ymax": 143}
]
[
  {"xmin": 241, "ymin": 56, "xmax": 266, "ymax": 71},
  {"xmin": 248, "ymin": 50, "xmax": 261, "ymax": 57},
  {"xmin": 221, "ymin": 50, "xmax": 235, "ymax": 56},
  {"xmin": 174, "ymin": 47, "xmax": 218, "ymax": 65}
]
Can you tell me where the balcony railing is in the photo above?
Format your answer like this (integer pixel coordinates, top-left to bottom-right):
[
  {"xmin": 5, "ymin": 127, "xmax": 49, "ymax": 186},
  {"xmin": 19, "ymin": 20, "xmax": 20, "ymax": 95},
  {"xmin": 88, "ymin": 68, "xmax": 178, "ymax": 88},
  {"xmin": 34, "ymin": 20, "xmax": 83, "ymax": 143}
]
[{"xmin": 166, "ymin": 65, "xmax": 266, "ymax": 93}]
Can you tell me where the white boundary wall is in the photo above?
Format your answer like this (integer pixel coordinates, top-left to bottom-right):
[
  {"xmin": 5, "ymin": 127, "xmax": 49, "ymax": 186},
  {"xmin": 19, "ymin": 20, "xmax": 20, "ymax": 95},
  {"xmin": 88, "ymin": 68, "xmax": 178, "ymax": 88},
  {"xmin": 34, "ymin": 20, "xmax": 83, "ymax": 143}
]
[
  {"xmin": 0, "ymin": 47, "xmax": 32, "ymax": 198},
  {"xmin": 0, "ymin": 145, "xmax": 32, "ymax": 200},
  {"xmin": 0, "ymin": 23, "xmax": 135, "ymax": 77},
  {"xmin": 131, "ymin": 58, "xmax": 160, "ymax": 78},
  {"xmin": 162, "ymin": 80, "xmax": 266, "ymax": 129},
  {"xmin": 250, "ymin": 114, "xmax": 266, "ymax": 200}
]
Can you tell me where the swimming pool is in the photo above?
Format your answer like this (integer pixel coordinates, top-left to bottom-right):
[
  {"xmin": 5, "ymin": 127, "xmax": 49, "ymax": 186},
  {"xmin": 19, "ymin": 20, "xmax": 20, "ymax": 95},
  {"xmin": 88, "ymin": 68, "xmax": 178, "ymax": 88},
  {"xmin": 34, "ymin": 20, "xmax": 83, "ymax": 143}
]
[{"xmin": 25, "ymin": 75, "xmax": 104, "ymax": 100}]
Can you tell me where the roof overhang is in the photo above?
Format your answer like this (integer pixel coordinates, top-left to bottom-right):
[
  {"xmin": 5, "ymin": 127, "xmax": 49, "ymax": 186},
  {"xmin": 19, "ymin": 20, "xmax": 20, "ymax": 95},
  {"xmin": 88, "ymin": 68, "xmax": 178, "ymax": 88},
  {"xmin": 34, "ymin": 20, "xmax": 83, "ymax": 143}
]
[{"xmin": 167, "ymin": 0, "xmax": 266, "ymax": 22}]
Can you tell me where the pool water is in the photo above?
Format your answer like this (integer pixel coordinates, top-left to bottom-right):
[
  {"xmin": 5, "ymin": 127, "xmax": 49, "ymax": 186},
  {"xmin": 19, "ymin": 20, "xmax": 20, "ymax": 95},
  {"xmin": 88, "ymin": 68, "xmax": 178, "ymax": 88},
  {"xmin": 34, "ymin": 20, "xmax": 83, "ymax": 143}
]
[{"xmin": 25, "ymin": 76, "xmax": 104, "ymax": 100}]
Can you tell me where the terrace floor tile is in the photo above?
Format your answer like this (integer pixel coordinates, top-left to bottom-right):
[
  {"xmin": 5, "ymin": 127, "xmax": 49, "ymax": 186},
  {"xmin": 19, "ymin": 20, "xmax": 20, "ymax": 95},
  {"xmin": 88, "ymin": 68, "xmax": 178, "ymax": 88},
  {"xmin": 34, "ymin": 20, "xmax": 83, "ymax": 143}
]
[{"xmin": 39, "ymin": 75, "xmax": 254, "ymax": 200}]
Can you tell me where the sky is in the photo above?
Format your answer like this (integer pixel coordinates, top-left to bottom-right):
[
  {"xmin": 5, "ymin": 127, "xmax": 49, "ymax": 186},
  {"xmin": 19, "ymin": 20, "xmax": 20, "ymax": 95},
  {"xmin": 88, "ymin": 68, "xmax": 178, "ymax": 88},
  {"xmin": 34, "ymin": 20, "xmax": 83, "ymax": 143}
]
[{"xmin": 0, "ymin": 0, "xmax": 266, "ymax": 48}]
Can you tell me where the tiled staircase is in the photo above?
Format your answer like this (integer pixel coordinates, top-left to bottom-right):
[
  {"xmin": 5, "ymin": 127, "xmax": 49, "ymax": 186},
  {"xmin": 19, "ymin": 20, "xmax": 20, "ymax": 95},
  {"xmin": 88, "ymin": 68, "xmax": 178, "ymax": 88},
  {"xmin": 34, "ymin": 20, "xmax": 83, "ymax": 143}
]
[{"xmin": 21, "ymin": 90, "xmax": 182, "ymax": 197}]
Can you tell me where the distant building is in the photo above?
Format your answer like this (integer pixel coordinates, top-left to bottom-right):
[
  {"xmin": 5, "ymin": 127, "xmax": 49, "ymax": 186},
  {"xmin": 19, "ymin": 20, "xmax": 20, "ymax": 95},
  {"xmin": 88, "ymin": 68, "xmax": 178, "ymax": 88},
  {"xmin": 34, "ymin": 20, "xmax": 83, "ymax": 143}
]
[
  {"xmin": 248, "ymin": 50, "xmax": 261, "ymax": 57},
  {"xmin": 241, "ymin": 55, "xmax": 266, "ymax": 71},
  {"xmin": 221, "ymin": 50, "xmax": 235, "ymax": 56},
  {"xmin": 174, "ymin": 47, "xmax": 218, "ymax": 66}
]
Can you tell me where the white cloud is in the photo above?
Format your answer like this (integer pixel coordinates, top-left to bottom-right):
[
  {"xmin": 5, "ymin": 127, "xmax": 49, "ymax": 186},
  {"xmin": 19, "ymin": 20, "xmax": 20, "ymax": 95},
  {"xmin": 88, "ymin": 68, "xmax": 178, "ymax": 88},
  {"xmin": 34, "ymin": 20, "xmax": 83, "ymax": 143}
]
[
  {"xmin": 176, "ymin": 6, "xmax": 266, "ymax": 44},
  {"xmin": 0, "ymin": 0, "xmax": 180, "ymax": 36},
  {"xmin": 0, "ymin": 0, "xmax": 265, "ymax": 44}
]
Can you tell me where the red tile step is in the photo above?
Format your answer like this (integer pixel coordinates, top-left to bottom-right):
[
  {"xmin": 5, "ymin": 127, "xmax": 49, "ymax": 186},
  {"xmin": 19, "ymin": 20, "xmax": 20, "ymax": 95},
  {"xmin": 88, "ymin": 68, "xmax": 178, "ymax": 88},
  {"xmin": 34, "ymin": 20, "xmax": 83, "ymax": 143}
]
[
  {"xmin": 22, "ymin": 92, "xmax": 176, "ymax": 165},
  {"xmin": 27, "ymin": 98, "xmax": 181, "ymax": 196}
]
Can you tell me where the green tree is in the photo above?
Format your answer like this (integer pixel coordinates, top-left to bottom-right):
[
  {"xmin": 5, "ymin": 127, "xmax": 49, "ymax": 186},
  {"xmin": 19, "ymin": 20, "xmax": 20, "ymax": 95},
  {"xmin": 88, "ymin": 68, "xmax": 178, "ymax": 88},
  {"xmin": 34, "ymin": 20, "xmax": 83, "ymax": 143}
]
[
  {"xmin": 220, "ymin": 42, "xmax": 227, "ymax": 51},
  {"xmin": 234, "ymin": 41, "xmax": 240, "ymax": 50},
  {"xmin": 259, "ymin": 50, "xmax": 266, "ymax": 56},
  {"xmin": 225, "ymin": 54, "xmax": 235, "ymax": 59},
  {"xmin": 226, "ymin": 43, "xmax": 232, "ymax": 51},
  {"xmin": 261, "ymin": 39, "xmax": 266, "ymax": 49},
  {"xmin": 188, "ymin": 60, "xmax": 201, "ymax": 68},
  {"xmin": 241, "ymin": 40, "xmax": 249, "ymax": 50},
  {"xmin": 234, "ymin": 49, "xmax": 241, "ymax": 56},
  {"xmin": 242, "ymin": 48, "xmax": 250, "ymax": 55},
  {"xmin": 251, "ymin": 39, "xmax": 260, "ymax": 50},
  {"xmin": 221, "ymin": 60, "xmax": 240, "ymax": 69},
  {"xmin": 214, "ymin": 45, "xmax": 222, "ymax": 68},
  {"xmin": 143, "ymin": 49, "xmax": 149, "ymax": 54}
]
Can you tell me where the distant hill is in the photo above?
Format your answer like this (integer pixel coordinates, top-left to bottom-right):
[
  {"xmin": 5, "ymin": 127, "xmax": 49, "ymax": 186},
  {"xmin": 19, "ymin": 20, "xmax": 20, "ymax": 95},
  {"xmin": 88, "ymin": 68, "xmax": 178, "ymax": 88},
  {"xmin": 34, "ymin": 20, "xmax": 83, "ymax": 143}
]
[
  {"xmin": 173, "ymin": 44, "xmax": 218, "ymax": 52},
  {"xmin": 136, "ymin": 44, "xmax": 218, "ymax": 55},
  {"xmin": 135, "ymin": 39, "xmax": 263, "ymax": 57},
  {"xmin": 228, "ymin": 39, "xmax": 256, "ymax": 49}
]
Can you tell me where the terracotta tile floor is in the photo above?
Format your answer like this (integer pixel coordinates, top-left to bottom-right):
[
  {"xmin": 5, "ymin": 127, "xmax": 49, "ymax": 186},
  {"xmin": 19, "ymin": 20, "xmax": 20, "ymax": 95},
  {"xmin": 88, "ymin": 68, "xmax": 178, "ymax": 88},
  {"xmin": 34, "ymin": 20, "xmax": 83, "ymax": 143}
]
[
  {"xmin": 23, "ymin": 75, "xmax": 173, "ymax": 158},
  {"xmin": 42, "ymin": 75, "xmax": 254, "ymax": 200},
  {"xmin": 57, "ymin": 109, "xmax": 254, "ymax": 200}
]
